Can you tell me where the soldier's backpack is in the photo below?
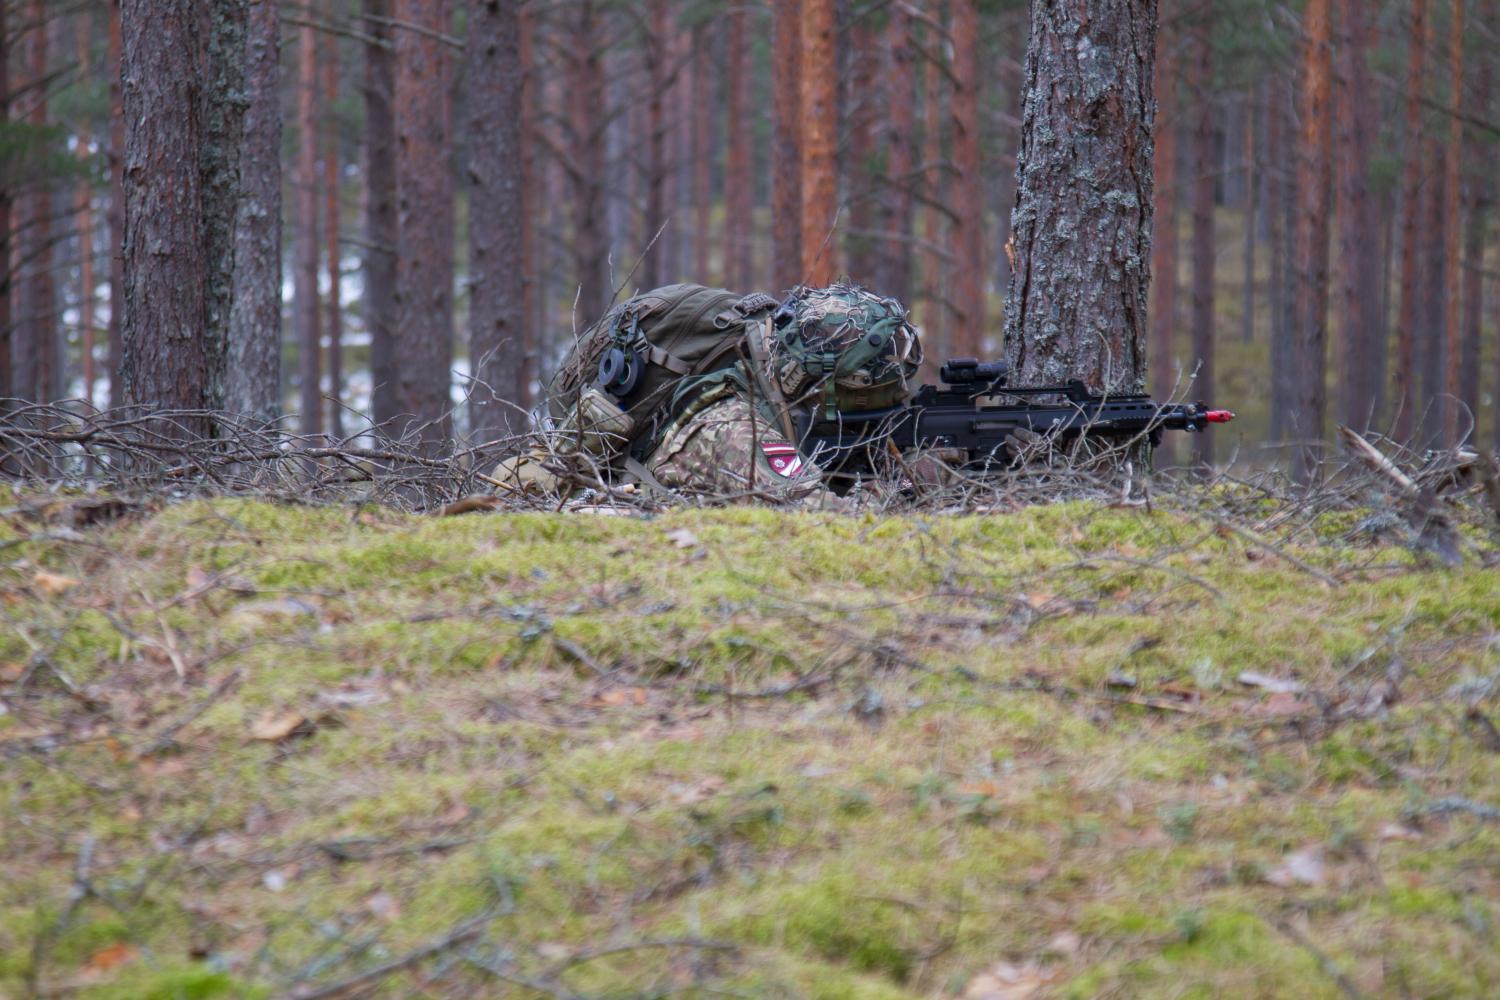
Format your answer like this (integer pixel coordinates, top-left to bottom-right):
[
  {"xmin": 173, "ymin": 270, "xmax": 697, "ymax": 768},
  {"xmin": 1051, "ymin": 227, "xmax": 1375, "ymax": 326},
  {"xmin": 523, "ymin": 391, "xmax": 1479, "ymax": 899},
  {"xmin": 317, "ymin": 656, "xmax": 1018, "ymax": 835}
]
[{"xmin": 541, "ymin": 283, "xmax": 780, "ymax": 470}]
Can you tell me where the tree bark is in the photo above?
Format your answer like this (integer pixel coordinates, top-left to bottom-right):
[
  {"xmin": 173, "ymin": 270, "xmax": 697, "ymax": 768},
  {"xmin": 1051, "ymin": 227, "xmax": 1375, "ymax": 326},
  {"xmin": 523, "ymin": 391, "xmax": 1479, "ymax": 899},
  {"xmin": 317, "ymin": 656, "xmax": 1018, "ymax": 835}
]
[
  {"xmin": 568, "ymin": 1, "xmax": 608, "ymax": 321},
  {"xmin": 845, "ymin": 13, "xmax": 880, "ymax": 285},
  {"xmin": 120, "ymin": 0, "xmax": 209, "ymax": 425},
  {"xmin": 226, "ymin": 0, "xmax": 282, "ymax": 424},
  {"xmin": 772, "ymin": 0, "xmax": 803, "ymax": 290},
  {"xmin": 641, "ymin": 0, "xmax": 670, "ymax": 290},
  {"xmin": 201, "ymin": 0, "xmax": 248, "ymax": 415},
  {"xmin": 1003, "ymin": 0, "xmax": 1158, "ymax": 394},
  {"xmin": 466, "ymin": 0, "xmax": 526, "ymax": 443},
  {"xmin": 881, "ymin": 3, "xmax": 916, "ymax": 303},
  {"xmin": 323, "ymin": 32, "xmax": 343, "ymax": 439},
  {"xmin": 799, "ymin": 0, "xmax": 838, "ymax": 285},
  {"xmin": 1440, "ymin": 0, "xmax": 1465, "ymax": 444},
  {"xmin": 518, "ymin": 2, "xmax": 538, "ymax": 406},
  {"xmin": 725, "ymin": 5, "xmax": 754, "ymax": 289},
  {"xmin": 1460, "ymin": 7, "xmax": 1491, "ymax": 444},
  {"xmin": 14, "ymin": 0, "xmax": 58, "ymax": 404},
  {"xmin": 1393, "ymin": 0, "xmax": 1429, "ymax": 442},
  {"xmin": 692, "ymin": 23, "xmax": 716, "ymax": 281},
  {"xmin": 394, "ymin": 0, "xmax": 455, "ymax": 449},
  {"xmin": 1333, "ymin": 0, "xmax": 1381, "ymax": 430},
  {"xmin": 0, "ymin": 0, "xmax": 11, "ymax": 404},
  {"xmin": 107, "ymin": 0, "xmax": 124, "ymax": 406},
  {"xmin": 949, "ymin": 0, "xmax": 984, "ymax": 357},
  {"xmin": 1147, "ymin": 10, "xmax": 1178, "ymax": 400},
  {"xmin": 1239, "ymin": 87, "xmax": 1256, "ymax": 346},
  {"xmin": 1188, "ymin": 21, "xmax": 1214, "ymax": 470},
  {"xmin": 294, "ymin": 20, "xmax": 322, "ymax": 435},
  {"xmin": 921, "ymin": 7, "xmax": 946, "ymax": 357},
  {"xmin": 1290, "ymin": 0, "xmax": 1333, "ymax": 481},
  {"xmin": 75, "ymin": 13, "xmax": 96, "ymax": 408},
  {"xmin": 1266, "ymin": 75, "xmax": 1290, "ymax": 443},
  {"xmin": 365, "ymin": 0, "xmax": 399, "ymax": 429}
]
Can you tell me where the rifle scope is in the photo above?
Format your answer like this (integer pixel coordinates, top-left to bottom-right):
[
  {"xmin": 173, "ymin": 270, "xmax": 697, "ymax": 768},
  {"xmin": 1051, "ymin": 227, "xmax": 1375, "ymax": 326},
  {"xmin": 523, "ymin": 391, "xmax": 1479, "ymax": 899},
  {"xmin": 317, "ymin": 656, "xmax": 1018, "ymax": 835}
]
[{"xmin": 940, "ymin": 358, "xmax": 1010, "ymax": 386}]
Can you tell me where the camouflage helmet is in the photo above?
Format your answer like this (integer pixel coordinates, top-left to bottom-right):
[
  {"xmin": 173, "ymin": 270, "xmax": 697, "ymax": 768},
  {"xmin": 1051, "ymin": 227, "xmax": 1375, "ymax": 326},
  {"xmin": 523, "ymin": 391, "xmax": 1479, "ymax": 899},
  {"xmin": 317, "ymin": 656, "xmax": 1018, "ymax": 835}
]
[{"xmin": 768, "ymin": 282, "xmax": 924, "ymax": 420}]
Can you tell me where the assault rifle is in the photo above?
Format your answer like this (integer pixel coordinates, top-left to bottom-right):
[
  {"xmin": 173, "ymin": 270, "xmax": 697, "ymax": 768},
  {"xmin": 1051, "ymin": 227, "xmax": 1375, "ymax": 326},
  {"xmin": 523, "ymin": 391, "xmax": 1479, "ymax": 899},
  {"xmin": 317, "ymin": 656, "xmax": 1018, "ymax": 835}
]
[{"xmin": 801, "ymin": 357, "xmax": 1234, "ymax": 476}]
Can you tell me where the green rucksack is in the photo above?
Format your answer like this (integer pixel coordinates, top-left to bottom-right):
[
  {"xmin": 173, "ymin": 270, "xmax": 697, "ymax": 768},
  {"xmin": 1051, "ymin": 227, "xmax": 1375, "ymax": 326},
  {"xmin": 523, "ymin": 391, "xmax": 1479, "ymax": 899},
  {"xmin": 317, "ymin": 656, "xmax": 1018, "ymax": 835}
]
[{"xmin": 543, "ymin": 283, "xmax": 780, "ymax": 462}]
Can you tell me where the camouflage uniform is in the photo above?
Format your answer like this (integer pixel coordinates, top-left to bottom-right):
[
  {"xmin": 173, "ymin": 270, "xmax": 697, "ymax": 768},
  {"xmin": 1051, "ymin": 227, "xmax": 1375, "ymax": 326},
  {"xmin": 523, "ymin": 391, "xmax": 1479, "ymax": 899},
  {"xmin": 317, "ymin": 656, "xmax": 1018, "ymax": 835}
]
[
  {"xmin": 647, "ymin": 387, "xmax": 824, "ymax": 501},
  {"xmin": 644, "ymin": 283, "xmax": 923, "ymax": 502}
]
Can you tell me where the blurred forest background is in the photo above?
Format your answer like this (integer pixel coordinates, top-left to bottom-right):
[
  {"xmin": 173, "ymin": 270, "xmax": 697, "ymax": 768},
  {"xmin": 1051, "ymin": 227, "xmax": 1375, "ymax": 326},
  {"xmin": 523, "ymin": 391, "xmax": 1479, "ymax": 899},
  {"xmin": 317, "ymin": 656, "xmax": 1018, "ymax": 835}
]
[{"xmin": 1, "ymin": 0, "xmax": 1497, "ymax": 468}]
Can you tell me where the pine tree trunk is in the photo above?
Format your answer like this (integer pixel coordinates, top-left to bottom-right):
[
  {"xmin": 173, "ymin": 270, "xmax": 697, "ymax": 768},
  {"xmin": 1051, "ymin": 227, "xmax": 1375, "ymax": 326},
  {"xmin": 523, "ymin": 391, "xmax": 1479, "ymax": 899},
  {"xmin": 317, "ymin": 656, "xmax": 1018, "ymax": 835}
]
[
  {"xmin": 799, "ymin": 0, "xmax": 838, "ymax": 284},
  {"xmin": 1148, "ymin": 12, "xmax": 1178, "ymax": 400},
  {"xmin": 201, "ymin": 0, "xmax": 248, "ymax": 415},
  {"xmin": 692, "ymin": 23, "xmax": 716, "ymax": 280},
  {"xmin": 725, "ymin": 5, "xmax": 753, "ymax": 289},
  {"xmin": 323, "ymin": 38, "xmax": 343, "ymax": 439},
  {"xmin": 518, "ymin": 3, "xmax": 538, "ymax": 406},
  {"xmin": 75, "ymin": 14, "xmax": 96, "ymax": 408},
  {"xmin": 949, "ymin": 0, "xmax": 984, "ymax": 357},
  {"xmin": 1239, "ymin": 89, "xmax": 1256, "ymax": 347},
  {"xmin": 365, "ymin": 0, "xmax": 399, "ymax": 429},
  {"xmin": 1290, "ymin": 0, "xmax": 1332, "ymax": 481},
  {"xmin": 1334, "ymin": 0, "xmax": 1380, "ymax": 430},
  {"xmin": 107, "ymin": 0, "xmax": 124, "ymax": 406},
  {"xmin": 0, "ymin": 0, "xmax": 11, "ymax": 404},
  {"xmin": 1003, "ymin": 0, "xmax": 1157, "ymax": 394},
  {"xmin": 1418, "ymin": 135, "xmax": 1445, "ymax": 445},
  {"xmin": 569, "ymin": 1, "xmax": 609, "ymax": 321},
  {"xmin": 15, "ymin": 0, "xmax": 58, "ymax": 404},
  {"xmin": 466, "ymin": 0, "xmax": 526, "ymax": 442},
  {"xmin": 120, "ymin": 0, "xmax": 209, "ymax": 425},
  {"xmin": 1440, "ymin": 0, "xmax": 1465, "ymax": 444},
  {"xmin": 1459, "ymin": 12, "xmax": 1490, "ymax": 443},
  {"xmin": 393, "ymin": 0, "xmax": 455, "ymax": 449},
  {"xmin": 845, "ymin": 15, "xmax": 880, "ymax": 285},
  {"xmin": 1393, "ymin": 0, "xmax": 1428, "ymax": 442},
  {"xmin": 922, "ymin": 7, "xmax": 947, "ymax": 357},
  {"xmin": 294, "ymin": 22, "xmax": 322, "ymax": 435},
  {"xmin": 881, "ymin": 5, "xmax": 915, "ymax": 302},
  {"xmin": 226, "ymin": 0, "xmax": 282, "ymax": 423},
  {"xmin": 1266, "ymin": 76, "xmax": 1288, "ymax": 442},
  {"xmin": 1188, "ymin": 24, "xmax": 1215, "ymax": 470},
  {"xmin": 772, "ymin": 0, "xmax": 802, "ymax": 290},
  {"xmin": 641, "ymin": 0, "xmax": 669, "ymax": 290}
]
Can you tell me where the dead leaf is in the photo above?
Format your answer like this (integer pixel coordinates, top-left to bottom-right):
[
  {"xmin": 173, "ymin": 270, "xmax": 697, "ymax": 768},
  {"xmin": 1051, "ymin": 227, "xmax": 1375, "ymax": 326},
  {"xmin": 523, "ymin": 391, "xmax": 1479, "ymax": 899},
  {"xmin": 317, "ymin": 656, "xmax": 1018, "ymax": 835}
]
[
  {"xmin": 963, "ymin": 961, "xmax": 1057, "ymax": 999},
  {"xmin": 434, "ymin": 495, "xmax": 501, "ymax": 517},
  {"xmin": 595, "ymin": 687, "xmax": 648, "ymax": 707},
  {"xmin": 664, "ymin": 527, "xmax": 700, "ymax": 549},
  {"xmin": 32, "ymin": 570, "xmax": 80, "ymax": 597},
  {"xmin": 84, "ymin": 942, "xmax": 138, "ymax": 974},
  {"xmin": 1046, "ymin": 930, "xmax": 1081, "ymax": 956},
  {"xmin": 672, "ymin": 776, "xmax": 725, "ymax": 805},
  {"xmin": 1237, "ymin": 671, "xmax": 1304, "ymax": 694},
  {"xmin": 1377, "ymin": 823, "xmax": 1423, "ymax": 842},
  {"xmin": 364, "ymin": 890, "xmax": 402, "ymax": 922},
  {"xmin": 230, "ymin": 597, "xmax": 319, "ymax": 624},
  {"xmin": 955, "ymin": 780, "xmax": 1002, "ymax": 798},
  {"xmin": 1267, "ymin": 845, "xmax": 1327, "ymax": 887},
  {"xmin": 1252, "ymin": 691, "xmax": 1307, "ymax": 716},
  {"xmin": 249, "ymin": 710, "xmax": 308, "ymax": 742}
]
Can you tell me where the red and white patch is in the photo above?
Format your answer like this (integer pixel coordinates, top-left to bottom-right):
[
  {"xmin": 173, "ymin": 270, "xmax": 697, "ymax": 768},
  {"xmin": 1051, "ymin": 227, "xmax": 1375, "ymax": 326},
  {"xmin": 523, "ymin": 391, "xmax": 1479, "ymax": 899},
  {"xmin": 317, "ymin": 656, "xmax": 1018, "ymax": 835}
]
[{"xmin": 762, "ymin": 443, "xmax": 804, "ymax": 478}]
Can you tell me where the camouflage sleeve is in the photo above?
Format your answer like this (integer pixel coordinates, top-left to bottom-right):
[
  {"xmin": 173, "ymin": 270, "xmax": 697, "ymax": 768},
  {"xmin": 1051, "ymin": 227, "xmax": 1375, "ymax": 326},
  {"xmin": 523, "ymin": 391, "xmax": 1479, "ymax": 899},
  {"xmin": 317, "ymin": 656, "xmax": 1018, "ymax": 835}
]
[{"xmin": 646, "ymin": 394, "xmax": 827, "ymax": 502}]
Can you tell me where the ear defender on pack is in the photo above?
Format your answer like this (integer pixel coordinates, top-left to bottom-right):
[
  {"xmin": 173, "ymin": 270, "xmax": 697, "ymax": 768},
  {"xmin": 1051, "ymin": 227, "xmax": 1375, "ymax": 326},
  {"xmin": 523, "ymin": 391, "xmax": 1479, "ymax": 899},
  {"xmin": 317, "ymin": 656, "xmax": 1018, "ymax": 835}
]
[{"xmin": 597, "ymin": 346, "xmax": 643, "ymax": 397}]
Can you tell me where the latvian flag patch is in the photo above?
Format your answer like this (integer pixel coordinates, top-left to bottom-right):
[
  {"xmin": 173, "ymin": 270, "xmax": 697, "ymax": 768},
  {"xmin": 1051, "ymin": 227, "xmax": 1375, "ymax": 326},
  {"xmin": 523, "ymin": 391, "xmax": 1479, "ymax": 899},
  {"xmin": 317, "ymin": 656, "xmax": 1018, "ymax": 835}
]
[{"xmin": 762, "ymin": 443, "xmax": 804, "ymax": 478}]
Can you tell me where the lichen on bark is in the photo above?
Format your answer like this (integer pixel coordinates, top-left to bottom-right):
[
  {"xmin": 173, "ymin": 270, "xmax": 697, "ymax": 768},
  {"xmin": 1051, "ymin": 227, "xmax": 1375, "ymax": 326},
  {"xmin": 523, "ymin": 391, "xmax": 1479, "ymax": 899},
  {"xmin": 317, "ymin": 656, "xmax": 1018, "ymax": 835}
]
[{"xmin": 1003, "ymin": 0, "xmax": 1158, "ymax": 396}]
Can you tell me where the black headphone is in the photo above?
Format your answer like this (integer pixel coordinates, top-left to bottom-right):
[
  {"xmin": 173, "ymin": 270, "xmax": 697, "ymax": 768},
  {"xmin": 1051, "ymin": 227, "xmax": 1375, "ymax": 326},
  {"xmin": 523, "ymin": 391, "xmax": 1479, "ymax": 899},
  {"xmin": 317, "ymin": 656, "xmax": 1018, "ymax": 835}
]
[{"xmin": 597, "ymin": 346, "xmax": 643, "ymax": 397}]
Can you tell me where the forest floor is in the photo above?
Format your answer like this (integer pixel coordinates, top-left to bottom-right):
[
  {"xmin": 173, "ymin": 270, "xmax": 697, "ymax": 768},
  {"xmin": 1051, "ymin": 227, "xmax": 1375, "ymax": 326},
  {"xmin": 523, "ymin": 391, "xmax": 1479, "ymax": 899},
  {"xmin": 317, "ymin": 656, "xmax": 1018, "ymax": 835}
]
[{"xmin": 2, "ymin": 485, "xmax": 1498, "ymax": 999}]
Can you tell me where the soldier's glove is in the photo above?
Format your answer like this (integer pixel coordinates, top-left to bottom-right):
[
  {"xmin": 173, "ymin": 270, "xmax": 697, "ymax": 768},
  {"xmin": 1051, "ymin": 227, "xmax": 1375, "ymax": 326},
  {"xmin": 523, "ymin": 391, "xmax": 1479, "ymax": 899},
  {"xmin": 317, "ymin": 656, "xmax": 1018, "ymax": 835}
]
[
  {"xmin": 491, "ymin": 449, "xmax": 563, "ymax": 494},
  {"xmin": 1003, "ymin": 426, "xmax": 1046, "ymax": 463}
]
